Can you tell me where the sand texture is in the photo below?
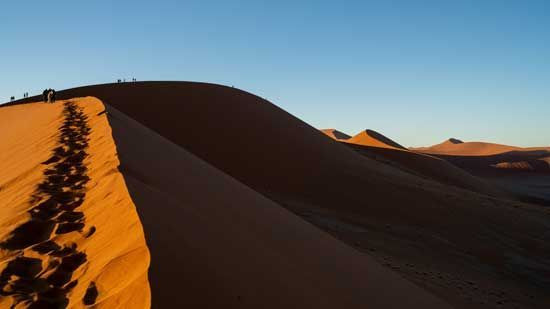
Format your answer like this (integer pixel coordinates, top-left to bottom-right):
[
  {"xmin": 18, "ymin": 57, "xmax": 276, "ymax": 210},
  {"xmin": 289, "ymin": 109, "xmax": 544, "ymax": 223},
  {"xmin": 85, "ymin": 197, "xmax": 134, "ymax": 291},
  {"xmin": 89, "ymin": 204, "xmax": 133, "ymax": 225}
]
[{"xmin": 0, "ymin": 98, "xmax": 150, "ymax": 308}]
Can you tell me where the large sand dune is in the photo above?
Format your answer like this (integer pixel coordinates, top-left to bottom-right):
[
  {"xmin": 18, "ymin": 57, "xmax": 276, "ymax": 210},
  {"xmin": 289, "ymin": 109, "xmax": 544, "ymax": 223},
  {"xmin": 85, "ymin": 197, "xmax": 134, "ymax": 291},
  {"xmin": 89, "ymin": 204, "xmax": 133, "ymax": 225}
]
[
  {"xmin": 104, "ymin": 103, "xmax": 449, "ymax": 308},
  {"xmin": 412, "ymin": 138, "xmax": 550, "ymax": 205},
  {"xmin": 320, "ymin": 128, "xmax": 505, "ymax": 197},
  {"xmin": 320, "ymin": 128, "xmax": 351, "ymax": 140},
  {"xmin": 6, "ymin": 82, "xmax": 550, "ymax": 308}
]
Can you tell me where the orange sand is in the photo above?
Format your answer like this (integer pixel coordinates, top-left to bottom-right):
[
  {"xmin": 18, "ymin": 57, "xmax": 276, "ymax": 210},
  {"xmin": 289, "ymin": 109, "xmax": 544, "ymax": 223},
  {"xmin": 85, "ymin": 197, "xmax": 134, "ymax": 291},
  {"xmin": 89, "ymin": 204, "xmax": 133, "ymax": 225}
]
[
  {"xmin": 412, "ymin": 138, "xmax": 550, "ymax": 156},
  {"xmin": 345, "ymin": 129, "xmax": 406, "ymax": 150},
  {"xmin": 320, "ymin": 129, "xmax": 351, "ymax": 140},
  {"xmin": 0, "ymin": 98, "xmax": 150, "ymax": 308},
  {"xmin": 105, "ymin": 104, "xmax": 450, "ymax": 308}
]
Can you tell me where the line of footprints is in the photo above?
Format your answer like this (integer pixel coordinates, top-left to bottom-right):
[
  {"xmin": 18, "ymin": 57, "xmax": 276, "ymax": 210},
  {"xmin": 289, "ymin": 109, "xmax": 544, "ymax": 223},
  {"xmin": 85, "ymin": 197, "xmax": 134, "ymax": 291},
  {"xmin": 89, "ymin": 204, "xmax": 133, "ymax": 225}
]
[{"xmin": 0, "ymin": 102, "xmax": 98, "ymax": 308}]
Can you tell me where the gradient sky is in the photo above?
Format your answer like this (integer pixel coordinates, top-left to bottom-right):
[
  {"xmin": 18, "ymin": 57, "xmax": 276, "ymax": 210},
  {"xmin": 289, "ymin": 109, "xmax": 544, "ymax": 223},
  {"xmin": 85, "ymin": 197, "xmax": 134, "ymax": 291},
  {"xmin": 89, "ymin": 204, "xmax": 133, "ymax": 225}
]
[{"xmin": 1, "ymin": 0, "xmax": 548, "ymax": 147}]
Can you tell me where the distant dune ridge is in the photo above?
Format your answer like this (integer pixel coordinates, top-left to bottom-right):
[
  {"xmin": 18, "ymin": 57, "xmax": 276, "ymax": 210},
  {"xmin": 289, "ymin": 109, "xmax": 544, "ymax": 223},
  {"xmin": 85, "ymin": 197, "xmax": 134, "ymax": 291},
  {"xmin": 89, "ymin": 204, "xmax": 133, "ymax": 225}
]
[
  {"xmin": 409, "ymin": 138, "xmax": 550, "ymax": 207},
  {"xmin": 321, "ymin": 128, "xmax": 351, "ymax": 140},
  {"xmin": 411, "ymin": 138, "xmax": 550, "ymax": 172},
  {"xmin": 411, "ymin": 138, "xmax": 549, "ymax": 156},
  {"xmin": 2, "ymin": 82, "xmax": 550, "ymax": 308},
  {"xmin": 0, "ymin": 98, "xmax": 150, "ymax": 308},
  {"xmin": 346, "ymin": 129, "xmax": 407, "ymax": 150},
  {"xmin": 104, "ymin": 104, "xmax": 450, "ymax": 308},
  {"xmin": 321, "ymin": 129, "xmax": 505, "ymax": 196}
]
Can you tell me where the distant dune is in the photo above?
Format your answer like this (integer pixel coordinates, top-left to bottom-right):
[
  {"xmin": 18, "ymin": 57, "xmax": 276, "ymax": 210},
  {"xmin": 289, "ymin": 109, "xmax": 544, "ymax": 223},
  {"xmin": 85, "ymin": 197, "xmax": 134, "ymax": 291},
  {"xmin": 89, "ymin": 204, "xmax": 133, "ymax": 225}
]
[
  {"xmin": 321, "ymin": 129, "xmax": 505, "ymax": 196},
  {"xmin": 346, "ymin": 129, "xmax": 406, "ymax": 150},
  {"xmin": 344, "ymin": 143, "xmax": 507, "ymax": 197},
  {"xmin": 411, "ymin": 138, "xmax": 549, "ymax": 156},
  {"xmin": 4, "ymin": 82, "xmax": 550, "ymax": 308},
  {"xmin": 321, "ymin": 128, "xmax": 351, "ymax": 140},
  {"xmin": 412, "ymin": 138, "xmax": 550, "ymax": 206}
]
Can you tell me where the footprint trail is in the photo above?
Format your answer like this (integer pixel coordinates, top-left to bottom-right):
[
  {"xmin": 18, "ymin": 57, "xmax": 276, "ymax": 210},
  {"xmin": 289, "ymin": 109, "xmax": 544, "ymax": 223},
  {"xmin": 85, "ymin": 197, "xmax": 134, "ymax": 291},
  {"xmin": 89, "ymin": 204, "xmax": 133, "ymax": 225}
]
[{"xmin": 0, "ymin": 101, "xmax": 98, "ymax": 308}]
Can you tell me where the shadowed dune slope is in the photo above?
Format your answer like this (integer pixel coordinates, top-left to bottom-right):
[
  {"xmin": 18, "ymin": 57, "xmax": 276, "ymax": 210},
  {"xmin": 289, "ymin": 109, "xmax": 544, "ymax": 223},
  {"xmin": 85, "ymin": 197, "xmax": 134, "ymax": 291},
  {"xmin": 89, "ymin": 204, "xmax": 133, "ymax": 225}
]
[
  {"xmin": 30, "ymin": 82, "xmax": 448, "ymax": 210},
  {"xmin": 105, "ymin": 104, "xmax": 450, "ymax": 308},
  {"xmin": 18, "ymin": 83, "xmax": 544, "ymax": 223},
  {"xmin": 0, "ymin": 99, "xmax": 150, "ymax": 308},
  {"xmin": 346, "ymin": 129, "xmax": 406, "ymax": 150},
  {"xmin": 342, "ymin": 142, "xmax": 506, "ymax": 196},
  {"xmin": 320, "ymin": 128, "xmax": 351, "ymax": 140},
  {"xmin": 324, "ymin": 129, "xmax": 501, "ymax": 195},
  {"xmin": 410, "ymin": 140, "xmax": 550, "ymax": 207}
]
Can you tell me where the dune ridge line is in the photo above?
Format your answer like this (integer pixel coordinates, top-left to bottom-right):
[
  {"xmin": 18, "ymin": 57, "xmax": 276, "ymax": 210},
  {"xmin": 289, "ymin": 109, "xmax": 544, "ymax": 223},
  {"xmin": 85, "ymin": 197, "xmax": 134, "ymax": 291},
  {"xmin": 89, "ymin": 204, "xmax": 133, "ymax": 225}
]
[
  {"xmin": 0, "ymin": 101, "xmax": 95, "ymax": 307},
  {"xmin": 0, "ymin": 98, "xmax": 151, "ymax": 308}
]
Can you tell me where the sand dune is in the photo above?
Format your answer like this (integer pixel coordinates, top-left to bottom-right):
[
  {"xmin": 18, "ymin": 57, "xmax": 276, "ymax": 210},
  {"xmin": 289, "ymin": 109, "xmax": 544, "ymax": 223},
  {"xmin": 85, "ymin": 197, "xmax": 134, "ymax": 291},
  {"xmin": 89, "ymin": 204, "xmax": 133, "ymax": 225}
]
[
  {"xmin": 7, "ymin": 82, "xmax": 550, "ymax": 308},
  {"xmin": 320, "ymin": 128, "xmax": 351, "ymax": 140},
  {"xmin": 324, "ymin": 130, "xmax": 504, "ymax": 196},
  {"xmin": 412, "ymin": 138, "xmax": 550, "ymax": 208},
  {"xmin": 412, "ymin": 138, "xmax": 549, "ymax": 156},
  {"xmin": 104, "ymin": 103, "xmax": 449, "ymax": 308},
  {"xmin": 342, "ymin": 142, "xmax": 506, "ymax": 197},
  {"xmin": 0, "ymin": 98, "xmax": 150, "ymax": 308},
  {"xmin": 346, "ymin": 129, "xmax": 406, "ymax": 150},
  {"xmin": 413, "ymin": 137, "xmax": 550, "ymax": 173}
]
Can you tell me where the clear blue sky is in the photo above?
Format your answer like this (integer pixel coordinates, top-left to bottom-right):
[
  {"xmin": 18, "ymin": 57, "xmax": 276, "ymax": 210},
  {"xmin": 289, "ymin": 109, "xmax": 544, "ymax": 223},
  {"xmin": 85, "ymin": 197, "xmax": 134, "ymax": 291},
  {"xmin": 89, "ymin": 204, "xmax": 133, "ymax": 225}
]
[{"xmin": 1, "ymin": 0, "xmax": 548, "ymax": 147}]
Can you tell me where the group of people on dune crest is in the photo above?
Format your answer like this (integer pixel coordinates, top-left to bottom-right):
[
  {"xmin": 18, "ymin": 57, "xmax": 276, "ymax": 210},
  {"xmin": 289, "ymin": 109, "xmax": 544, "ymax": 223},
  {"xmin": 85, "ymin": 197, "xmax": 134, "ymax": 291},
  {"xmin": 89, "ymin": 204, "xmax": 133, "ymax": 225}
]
[{"xmin": 42, "ymin": 88, "xmax": 57, "ymax": 103}]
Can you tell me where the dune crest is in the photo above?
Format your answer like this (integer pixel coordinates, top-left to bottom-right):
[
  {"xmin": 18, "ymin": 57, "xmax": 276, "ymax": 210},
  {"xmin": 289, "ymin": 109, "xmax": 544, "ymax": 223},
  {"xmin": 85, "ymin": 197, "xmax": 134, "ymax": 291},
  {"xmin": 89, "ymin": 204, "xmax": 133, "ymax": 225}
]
[
  {"xmin": 320, "ymin": 129, "xmax": 351, "ymax": 140},
  {"xmin": 104, "ymin": 103, "xmax": 450, "ymax": 308},
  {"xmin": 346, "ymin": 129, "xmax": 406, "ymax": 150},
  {"xmin": 0, "ymin": 98, "xmax": 150, "ymax": 308},
  {"xmin": 410, "ymin": 138, "xmax": 547, "ymax": 156}
]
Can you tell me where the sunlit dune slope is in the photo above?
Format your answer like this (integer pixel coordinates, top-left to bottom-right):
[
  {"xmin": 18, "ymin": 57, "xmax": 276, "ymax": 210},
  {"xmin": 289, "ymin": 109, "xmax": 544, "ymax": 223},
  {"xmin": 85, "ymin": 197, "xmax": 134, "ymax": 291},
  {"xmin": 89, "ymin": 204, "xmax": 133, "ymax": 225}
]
[
  {"xmin": 102, "ymin": 103, "xmax": 450, "ymax": 308},
  {"xmin": 346, "ymin": 129, "xmax": 406, "ymax": 150},
  {"xmin": 320, "ymin": 128, "xmax": 351, "ymax": 140},
  {"xmin": 0, "ymin": 98, "xmax": 150, "ymax": 308},
  {"xmin": 29, "ymin": 83, "xmax": 540, "ymax": 221}
]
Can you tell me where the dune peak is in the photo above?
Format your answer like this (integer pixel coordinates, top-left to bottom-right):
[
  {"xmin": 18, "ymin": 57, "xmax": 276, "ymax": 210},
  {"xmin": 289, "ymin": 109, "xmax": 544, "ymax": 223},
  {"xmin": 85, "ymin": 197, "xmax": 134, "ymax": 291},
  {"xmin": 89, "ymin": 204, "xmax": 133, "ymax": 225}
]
[
  {"xmin": 347, "ymin": 129, "xmax": 406, "ymax": 150},
  {"xmin": 447, "ymin": 138, "xmax": 463, "ymax": 144},
  {"xmin": 321, "ymin": 129, "xmax": 351, "ymax": 140}
]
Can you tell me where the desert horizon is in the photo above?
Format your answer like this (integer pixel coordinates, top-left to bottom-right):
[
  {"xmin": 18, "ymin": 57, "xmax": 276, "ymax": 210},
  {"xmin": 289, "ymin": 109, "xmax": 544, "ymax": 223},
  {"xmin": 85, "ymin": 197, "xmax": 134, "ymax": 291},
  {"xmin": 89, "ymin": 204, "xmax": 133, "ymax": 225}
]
[
  {"xmin": 2, "ymin": 1, "xmax": 549, "ymax": 308},
  {"xmin": 0, "ymin": 81, "xmax": 548, "ymax": 308}
]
